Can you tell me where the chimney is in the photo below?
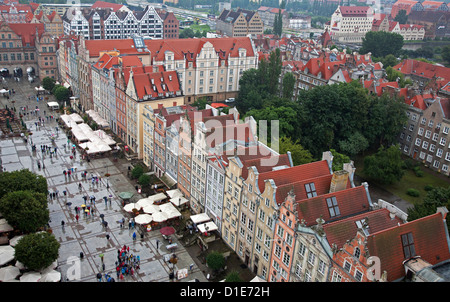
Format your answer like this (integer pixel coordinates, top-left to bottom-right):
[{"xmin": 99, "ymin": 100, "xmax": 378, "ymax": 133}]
[
  {"xmin": 158, "ymin": 103, "xmax": 163, "ymax": 109},
  {"xmin": 329, "ymin": 170, "xmax": 349, "ymax": 193},
  {"xmin": 173, "ymin": 101, "xmax": 177, "ymax": 107},
  {"xmin": 322, "ymin": 151, "xmax": 334, "ymax": 174}
]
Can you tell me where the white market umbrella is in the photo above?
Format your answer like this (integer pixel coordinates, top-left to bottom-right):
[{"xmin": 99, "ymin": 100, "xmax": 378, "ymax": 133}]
[
  {"xmin": 9, "ymin": 235, "xmax": 24, "ymax": 247},
  {"xmin": 142, "ymin": 204, "xmax": 160, "ymax": 214},
  {"xmin": 123, "ymin": 203, "xmax": 140, "ymax": 212},
  {"xmin": 40, "ymin": 260, "xmax": 58, "ymax": 274},
  {"xmin": 134, "ymin": 214, "xmax": 153, "ymax": 225},
  {"xmin": 136, "ymin": 198, "xmax": 153, "ymax": 209},
  {"xmin": 151, "ymin": 211, "xmax": 169, "ymax": 223},
  {"xmin": 20, "ymin": 271, "xmax": 41, "ymax": 282},
  {"xmin": 39, "ymin": 270, "xmax": 61, "ymax": 282},
  {"xmin": 0, "ymin": 245, "xmax": 15, "ymax": 266},
  {"xmin": 0, "ymin": 265, "xmax": 20, "ymax": 281}
]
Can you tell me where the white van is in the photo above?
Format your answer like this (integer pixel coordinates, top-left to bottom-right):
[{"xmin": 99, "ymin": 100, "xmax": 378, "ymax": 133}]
[{"xmin": 47, "ymin": 102, "xmax": 59, "ymax": 110}]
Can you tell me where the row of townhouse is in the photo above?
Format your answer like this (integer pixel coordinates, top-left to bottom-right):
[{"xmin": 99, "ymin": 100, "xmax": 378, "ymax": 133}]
[
  {"xmin": 222, "ymin": 147, "xmax": 450, "ymax": 281},
  {"xmin": 56, "ymin": 34, "xmax": 258, "ymax": 156},
  {"xmin": 62, "ymin": 5, "xmax": 179, "ymax": 41}
]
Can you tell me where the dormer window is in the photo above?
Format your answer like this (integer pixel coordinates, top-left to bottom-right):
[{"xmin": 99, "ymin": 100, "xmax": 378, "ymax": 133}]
[{"xmin": 326, "ymin": 196, "xmax": 340, "ymax": 217}]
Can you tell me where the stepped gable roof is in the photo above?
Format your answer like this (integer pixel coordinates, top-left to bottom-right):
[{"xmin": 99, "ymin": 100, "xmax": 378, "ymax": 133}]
[
  {"xmin": 274, "ymin": 173, "xmax": 337, "ymax": 205},
  {"xmin": 322, "ymin": 208, "xmax": 404, "ymax": 249},
  {"xmin": 7, "ymin": 22, "xmax": 44, "ymax": 47},
  {"xmin": 296, "ymin": 185, "xmax": 371, "ymax": 227},
  {"xmin": 366, "ymin": 211, "xmax": 450, "ymax": 281},
  {"xmin": 254, "ymin": 160, "xmax": 331, "ymax": 194}
]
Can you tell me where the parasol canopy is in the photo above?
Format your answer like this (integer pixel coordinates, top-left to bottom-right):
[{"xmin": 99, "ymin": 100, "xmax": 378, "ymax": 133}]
[
  {"xmin": 134, "ymin": 214, "xmax": 153, "ymax": 225},
  {"xmin": 39, "ymin": 270, "xmax": 61, "ymax": 282},
  {"xmin": 142, "ymin": 204, "xmax": 160, "ymax": 214},
  {"xmin": 151, "ymin": 211, "xmax": 169, "ymax": 223},
  {"xmin": 160, "ymin": 226, "xmax": 176, "ymax": 236},
  {"xmin": 119, "ymin": 192, "xmax": 134, "ymax": 200},
  {"xmin": 0, "ymin": 265, "xmax": 20, "ymax": 282},
  {"xmin": 0, "ymin": 245, "xmax": 15, "ymax": 266},
  {"xmin": 20, "ymin": 272, "xmax": 41, "ymax": 282},
  {"xmin": 124, "ymin": 203, "xmax": 140, "ymax": 212}
]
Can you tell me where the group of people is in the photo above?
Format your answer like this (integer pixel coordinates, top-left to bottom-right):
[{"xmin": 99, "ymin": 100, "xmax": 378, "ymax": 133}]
[{"xmin": 114, "ymin": 245, "xmax": 141, "ymax": 281}]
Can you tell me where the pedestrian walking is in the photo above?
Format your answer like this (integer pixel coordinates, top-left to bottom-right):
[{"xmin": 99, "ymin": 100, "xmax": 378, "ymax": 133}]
[
  {"xmin": 132, "ymin": 232, "xmax": 136, "ymax": 241},
  {"xmin": 61, "ymin": 220, "xmax": 65, "ymax": 230},
  {"xmin": 156, "ymin": 239, "xmax": 160, "ymax": 249},
  {"xmin": 75, "ymin": 214, "xmax": 79, "ymax": 223}
]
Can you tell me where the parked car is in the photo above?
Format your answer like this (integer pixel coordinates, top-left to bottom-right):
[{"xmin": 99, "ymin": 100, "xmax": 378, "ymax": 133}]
[{"xmin": 225, "ymin": 97, "xmax": 235, "ymax": 103}]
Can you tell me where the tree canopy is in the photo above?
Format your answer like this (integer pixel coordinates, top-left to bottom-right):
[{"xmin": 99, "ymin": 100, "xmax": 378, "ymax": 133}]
[
  {"xmin": 0, "ymin": 169, "xmax": 48, "ymax": 199},
  {"xmin": 14, "ymin": 232, "xmax": 60, "ymax": 271},
  {"xmin": 0, "ymin": 190, "xmax": 49, "ymax": 233},
  {"xmin": 363, "ymin": 145, "xmax": 405, "ymax": 185},
  {"xmin": 360, "ymin": 31, "xmax": 404, "ymax": 58}
]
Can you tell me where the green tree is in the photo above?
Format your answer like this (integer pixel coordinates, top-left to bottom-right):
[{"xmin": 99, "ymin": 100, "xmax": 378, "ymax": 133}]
[
  {"xmin": 0, "ymin": 169, "xmax": 48, "ymax": 199},
  {"xmin": 180, "ymin": 28, "xmax": 195, "ymax": 38},
  {"xmin": 281, "ymin": 72, "xmax": 296, "ymax": 99},
  {"xmin": 380, "ymin": 54, "xmax": 399, "ymax": 68},
  {"xmin": 131, "ymin": 165, "xmax": 144, "ymax": 179},
  {"xmin": 192, "ymin": 97, "xmax": 209, "ymax": 110},
  {"xmin": 385, "ymin": 66, "xmax": 412, "ymax": 88},
  {"xmin": 441, "ymin": 45, "xmax": 450, "ymax": 65},
  {"xmin": 360, "ymin": 31, "xmax": 404, "ymax": 58},
  {"xmin": 338, "ymin": 131, "xmax": 369, "ymax": 157},
  {"xmin": 298, "ymin": 81, "xmax": 371, "ymax": 157},
  {"xmin": 225, "ymin": 271, "xmax": 242, "ymax": 282},
  {"xmin": 407, "ymin": 186, "xmax": 450, "ymax": 230},
  {"xmin": 279, "ymin": 136, "xmax": 313, "ymax": 166},
  {"xmin": 14, "ymin": 232, "xmax": 60, "ymax": 271},
  {"xmin": 394, "ymin": 9, "xmax": 408, "ymax": 24},
  {"xmin": 42, "ymin": 76, "xmax": 56, "ymax": 91},
  {"xmin": 53, "ymin": 85, "xmax": 70, "ymax": 102},
  {"xmin": 330, "ymin": 149, "xmax": 351, "ymax": 172},
  {"xmin": 206, "ymin": 251, "xmax": 225, "ymax": 272},
  {"xmin": 363, "ymin": 145, "xmax": 405, "ymax": 185},
  {"xmin": 0, "ymin": 190, "xmax": 49, "ymax": 233},
  {"xmin": 245, "ymin": 105, "xmax": 299, "ymax": 143},
  {"xmin": 138, "ymin": 173, "xmax": 151, "ymax": 187},
  {"xmin": 364, "ymin": 93, "xmax": 408, "ymax": 149}
]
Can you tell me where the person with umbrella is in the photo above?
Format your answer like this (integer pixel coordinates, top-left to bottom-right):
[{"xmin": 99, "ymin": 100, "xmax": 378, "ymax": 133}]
[{"xmin": 97, "ymin": 273, "xmax": 102, "ymax": 282}]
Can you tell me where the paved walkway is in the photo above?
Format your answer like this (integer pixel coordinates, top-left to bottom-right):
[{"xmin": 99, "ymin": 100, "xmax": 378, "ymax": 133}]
[{"xmin": 0, "ymin": 77, "xmax": 207, "ymax": 282}]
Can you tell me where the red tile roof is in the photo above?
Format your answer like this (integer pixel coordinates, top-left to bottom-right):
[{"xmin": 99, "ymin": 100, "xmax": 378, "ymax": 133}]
[
  {"xmin": 391, "ymin": 0, "xmax": 419, "ymax": 18},
  {"xmin": 393, "ymin": 59, "xmax": 450, "ymax": 83},
  {"xmin": 296, "ymin": 185, "xmax": 371, "ymax": 226},
  {"xmin": 131, "ymin": 70, "xmax": 181, "ymax": 100},
  {"xmin": 339, "ymin": 6, "xmax": 372, "ymax": 17},
  {"xmin": 366, "ymin": 212, "xmax": 450, "ymax": 281},
  {"xmin": 255, "ymin": 160, "xmax": 331, "ymax": 194},
  {"xmin": 323, "ymin": 208, "xmax": 404, "ymax": 249},
  {"xmin": 274, "ymin": 173, "xmax": 337, "ymax": 205},
  {"xmin": 7, "ymin": 23, "xmax": 45, "ymax": 47},
  {"xmin": 91, "ymin": 1, "xmax": 125, "ymax": 11}
]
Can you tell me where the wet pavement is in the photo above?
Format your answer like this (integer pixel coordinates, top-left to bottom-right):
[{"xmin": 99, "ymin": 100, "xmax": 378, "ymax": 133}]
[{"xmin": 0, "ymin": 77, "xmax": 208, "ymax": 282}]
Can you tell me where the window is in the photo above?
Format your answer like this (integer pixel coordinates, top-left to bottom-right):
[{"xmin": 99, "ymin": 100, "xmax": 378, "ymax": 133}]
[
  {"xmin": 326, "ymin": 196, "xmax": 340, "ymax": 217},
  {"xmin": 415, "ymin": 138, "xmax": 421, "ymax": 146},
  {"xmin": 355, "ymin": 270, "xmax": 363, "ymax": 282},
  {"xmin": 343, "ymin": 260, "xmax": 352, "ymax": 272},
  {"xmin": 440, "ymin": 137, "xmax": 446, "ymax": 146},
  {"xmin": 305, "ymin": 183, "xmax": 317, "ymax": 198},
  {"xmin": 401, "ymin": 232, "xmax": 416, "ymax": 259}
]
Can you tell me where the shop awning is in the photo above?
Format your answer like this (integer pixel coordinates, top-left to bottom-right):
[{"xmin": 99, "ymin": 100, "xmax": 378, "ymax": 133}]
[{"xmin": 190, "ymin": 213, "xmax": 211, "ymax": 224}]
